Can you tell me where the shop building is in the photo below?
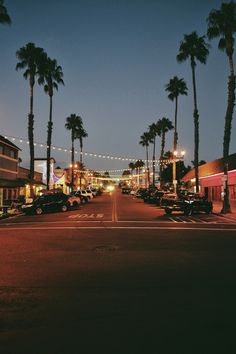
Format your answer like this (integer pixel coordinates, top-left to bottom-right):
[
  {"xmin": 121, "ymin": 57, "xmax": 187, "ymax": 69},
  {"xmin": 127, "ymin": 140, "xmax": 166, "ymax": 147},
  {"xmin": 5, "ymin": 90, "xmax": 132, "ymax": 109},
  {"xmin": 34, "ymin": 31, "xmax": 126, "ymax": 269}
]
[{"xmin": 181, "ymin": 153, "xmax": 236, "ymax": 203}]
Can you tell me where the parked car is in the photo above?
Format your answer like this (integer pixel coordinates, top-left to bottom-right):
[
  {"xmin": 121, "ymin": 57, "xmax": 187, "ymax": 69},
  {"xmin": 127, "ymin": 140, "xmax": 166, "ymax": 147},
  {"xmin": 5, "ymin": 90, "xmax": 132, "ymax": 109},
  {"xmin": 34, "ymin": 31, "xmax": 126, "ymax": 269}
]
[
  {"xmin": 82, "ymin": 189, "xmax": 93, "ymax": 199},
  {"xmin": 143, "ymin": 190, "xmax": 166, "ymax": 205},
  {"xmin": 159, "ymin": 193, "xmax": 178, "ymax": 208},
  {"xmin": 86, "ymin": 188, "xmax": 96, "ymax": 197},
  {"xmin": 122, "ymin": 186, "xmax": 131, "ymax": 194},
  {"xmin": 163, "ymin": 193, "xmax": 213, "ymax": 216},
  {"xmin": 135, "ymin": 188, "xmax": 148, "ymax": 198},
  {"xmin": 21, "ymin": 193, "xmax": 70, "ymax": 215},
  {"xmin": 73, "ymin": 191, "xmax": 89, "ymax": 204},
  {"xmin": 68, "ymin": 194, "xmax": 81, "ymax": 208}
]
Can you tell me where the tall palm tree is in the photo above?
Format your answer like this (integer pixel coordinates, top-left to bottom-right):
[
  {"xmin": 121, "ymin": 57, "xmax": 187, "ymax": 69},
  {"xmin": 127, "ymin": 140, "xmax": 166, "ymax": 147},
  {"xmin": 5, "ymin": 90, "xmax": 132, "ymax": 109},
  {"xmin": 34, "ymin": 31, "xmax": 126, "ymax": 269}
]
[
  {"xmin": 157, "ymin": 117, "xmax": 174, "ymax": 187},
  {"xmin": 129, "ymin": 162, "xmax": 136, "ymax": 187},
  {"xmin": 148, "ymin": 122, "xmax": 160, "ymax": 186},
  {"xmin": 0, "ymin": 0, "xmax": 11, "ymax": 25},
  {"xmin": 65, "ymin": 114, "xmax": 83, "ymax": 192},
  {"xmin": 139, "ymin": 132, "xmax": 153, "ymax": 187},
  {"xmin": 134, "ymin": 160, "xmax": 145, "ymax": 187},
  {"xmin": 38, "ymin": 55, "xmax": 64, "ymax": 190},
  {"xmin": 16, "ymin": 43, "xmax": 46, "ymax": 197},
  {"xmin": 177, "ymin": 31, "xmax": 209, "ymax": 193},
  {"xmin": 75, "ymin": 121, "xmax": 88, "ymax": 189},
  {"xmin": 165, "ymin": 76, "xmax": 188, "ymax": 192},
  {"xmin": 128, "ymin": 162, "xmax": 135, "ymax": 174},
  {"xmin": 207, "ymin": 2, "xmax": 236, "ymax": 213}
]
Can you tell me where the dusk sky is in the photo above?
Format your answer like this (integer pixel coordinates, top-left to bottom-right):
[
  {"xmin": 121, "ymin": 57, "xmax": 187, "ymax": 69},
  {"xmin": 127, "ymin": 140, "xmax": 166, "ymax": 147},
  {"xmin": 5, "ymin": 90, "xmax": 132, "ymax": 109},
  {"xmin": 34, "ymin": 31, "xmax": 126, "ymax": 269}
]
[{"xmin": 1, "ymin": 0, "xmax": 235, "ymax": 173}]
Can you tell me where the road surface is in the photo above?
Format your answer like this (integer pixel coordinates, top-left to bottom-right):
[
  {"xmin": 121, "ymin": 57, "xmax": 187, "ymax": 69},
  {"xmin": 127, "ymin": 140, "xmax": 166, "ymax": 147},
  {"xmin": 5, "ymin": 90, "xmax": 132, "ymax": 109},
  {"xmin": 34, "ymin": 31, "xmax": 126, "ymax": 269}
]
[{"xmin": 0, "ymin": 190, "xmax": 235, "ymax": 354}]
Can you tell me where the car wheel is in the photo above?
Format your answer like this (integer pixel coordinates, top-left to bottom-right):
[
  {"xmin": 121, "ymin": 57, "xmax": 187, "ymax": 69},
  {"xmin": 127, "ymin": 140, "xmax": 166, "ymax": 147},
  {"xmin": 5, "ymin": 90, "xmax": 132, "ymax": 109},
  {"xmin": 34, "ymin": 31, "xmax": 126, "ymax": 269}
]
[
  {"xmin": 61, "ymin": 204, "xmax": 68, "ymax": 212},
  {"xmin": 35, "ymin": 207, "xmax": 43, "ymax": 215},
  {"xmin": 165, "ymin": 208, "xmax": 172, "ymax": 215}
]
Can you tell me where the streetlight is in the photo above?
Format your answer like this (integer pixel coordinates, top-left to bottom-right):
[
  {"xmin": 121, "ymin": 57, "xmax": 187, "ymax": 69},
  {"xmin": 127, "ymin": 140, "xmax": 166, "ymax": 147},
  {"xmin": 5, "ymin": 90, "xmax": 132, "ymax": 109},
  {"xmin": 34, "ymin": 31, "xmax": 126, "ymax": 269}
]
[
  {"xmin": 70, "ymin": 163, "xmax": 78, "ymax": 192},
  {"xmin": 172, "ymin": 149, "xmax": 185, "ymax": 194}
]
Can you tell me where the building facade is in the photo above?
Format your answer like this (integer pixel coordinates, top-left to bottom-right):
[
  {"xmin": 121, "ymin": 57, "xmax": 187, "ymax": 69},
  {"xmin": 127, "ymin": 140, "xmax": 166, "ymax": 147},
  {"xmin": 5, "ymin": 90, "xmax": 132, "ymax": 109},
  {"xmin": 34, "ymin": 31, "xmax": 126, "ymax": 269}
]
[
  {"xmin": 181, "ymin": 153, "xmax": 236, "ymax": 203},
  {"xmin": 0, "ymin": 135, "xmax": 46, "ymax": 207},
  {"xmin": 0, "ymin": 135, "xmax": 21, "ymax": 205}
]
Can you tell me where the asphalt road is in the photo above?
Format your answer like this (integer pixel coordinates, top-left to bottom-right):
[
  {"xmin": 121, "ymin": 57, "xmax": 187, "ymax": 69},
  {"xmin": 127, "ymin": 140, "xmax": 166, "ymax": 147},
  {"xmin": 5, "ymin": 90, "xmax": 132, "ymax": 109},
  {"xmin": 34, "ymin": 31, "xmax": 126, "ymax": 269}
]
[{"xmin": 0, "ymin": 190, "xmax": 236, "ymax": 354}]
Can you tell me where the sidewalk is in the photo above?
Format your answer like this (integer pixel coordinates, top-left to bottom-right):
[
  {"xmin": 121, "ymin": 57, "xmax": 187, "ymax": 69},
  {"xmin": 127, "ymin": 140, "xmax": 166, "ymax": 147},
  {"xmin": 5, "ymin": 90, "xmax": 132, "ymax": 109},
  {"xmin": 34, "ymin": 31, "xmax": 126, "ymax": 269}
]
[{"xmin": 213, "ymin": 200, "xmax": 236, "ymax": 221}]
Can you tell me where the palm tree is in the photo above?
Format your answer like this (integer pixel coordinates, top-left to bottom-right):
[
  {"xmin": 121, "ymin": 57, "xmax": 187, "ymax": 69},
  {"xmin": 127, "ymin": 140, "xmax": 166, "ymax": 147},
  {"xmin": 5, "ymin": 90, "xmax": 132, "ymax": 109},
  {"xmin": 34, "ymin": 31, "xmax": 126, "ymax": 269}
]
[
  {"xmin": 65, "ymin": 114, "xmax": 83, "ymax": 192},
  {"xmin": 148, "ymin": 122, "xmax": 160, "ymax": 186},
  {"xmin": 134, "ymin": 160, "xmax": 145, "ymax": 187},
  {"xmin": 38, "ymin": 55, "xmax": 64, "ymax": 190},
  {"xmin": 207, "ymin": 2, "xmax": 236, "ymax": 213},
  {"xmin": 129, "ymin": 162, "xmax": 136, "ymax": 188},
  {"xmin": 177, "ymin": 31, "xmax": 209, "ymax": 193},
  {"xmin": 128, "ymin": 162, "xmax": 135, "ymax": 174},
  {"xmin": 16, "ymin": 43, "xmax": 46, "ymax": 197},
  {"xmin": 75, "ymin": 121, "xmax": 88, "ymax": 189},
  {"xmin": 165, "ymin": 76, "xmax": 188, "ymax": 192},
  {"xmin": 139, "ymin": 132, "xmax": 153, "ymax": 187},
  {"xmin": 0, "ymin": 0, "xmax": 11, "ymax": 25},
  {"xmin": 157, "ymin": 117, "xmax": 174, "ymax": 187}
]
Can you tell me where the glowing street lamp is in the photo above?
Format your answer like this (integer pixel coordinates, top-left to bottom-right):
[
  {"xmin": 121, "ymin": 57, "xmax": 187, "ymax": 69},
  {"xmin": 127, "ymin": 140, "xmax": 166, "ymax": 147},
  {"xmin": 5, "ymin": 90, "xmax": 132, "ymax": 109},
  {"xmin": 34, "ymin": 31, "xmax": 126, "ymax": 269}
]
[{"xmin": 70, "ymin": 163, "xmax": 78, "ymax": 192}]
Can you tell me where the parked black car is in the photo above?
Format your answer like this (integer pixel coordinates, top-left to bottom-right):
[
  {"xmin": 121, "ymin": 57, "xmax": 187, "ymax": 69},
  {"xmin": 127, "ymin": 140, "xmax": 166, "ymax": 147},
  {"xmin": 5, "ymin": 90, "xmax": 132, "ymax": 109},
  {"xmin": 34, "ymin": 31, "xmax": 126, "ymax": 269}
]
[
  {"xmin": 21, "ymin": 193, "xmax": 71, "ymax": 215},
  {"xmin": 163, "ymin": 193, "xmax": 213, "ymax": 216},
  {"xmin": 143, "ymin": 190, "xmax": 166, "ymax": 205},
  {"xmin": 122, "ymin": 186, "xmax": 131, "ymax": 194}
]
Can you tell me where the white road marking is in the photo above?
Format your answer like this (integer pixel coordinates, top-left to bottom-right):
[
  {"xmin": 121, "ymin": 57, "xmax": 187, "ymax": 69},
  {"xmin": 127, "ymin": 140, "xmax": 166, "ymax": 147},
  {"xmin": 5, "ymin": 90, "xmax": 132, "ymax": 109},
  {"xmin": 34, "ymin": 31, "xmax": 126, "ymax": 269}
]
[
  {"xmin": 0, "ymin": 226, "xmax": 236, "ymax": 231},
  {"xmin": 69, "ymin": 213, "xmax": 104, "ymax": 219}
]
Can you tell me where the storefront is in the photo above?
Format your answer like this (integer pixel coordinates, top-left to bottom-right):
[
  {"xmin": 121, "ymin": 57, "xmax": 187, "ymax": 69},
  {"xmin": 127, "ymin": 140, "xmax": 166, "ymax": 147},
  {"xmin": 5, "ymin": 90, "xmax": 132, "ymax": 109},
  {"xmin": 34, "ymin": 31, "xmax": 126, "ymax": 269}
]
[{"xmin": 181, "ymin": 153, "xmax": 236, "ymax": 203}]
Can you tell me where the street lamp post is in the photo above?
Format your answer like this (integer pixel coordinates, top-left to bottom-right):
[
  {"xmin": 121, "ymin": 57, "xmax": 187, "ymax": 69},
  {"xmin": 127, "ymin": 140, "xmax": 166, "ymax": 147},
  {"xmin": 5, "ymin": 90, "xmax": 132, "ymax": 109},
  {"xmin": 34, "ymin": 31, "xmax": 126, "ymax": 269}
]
[
  {"xmin": 70, "ymin": 163, "xmax": 78, "ymax": 192},
  {"xmin": 172, "ymin": 150, "xmax": 185, "ymax": 193}
]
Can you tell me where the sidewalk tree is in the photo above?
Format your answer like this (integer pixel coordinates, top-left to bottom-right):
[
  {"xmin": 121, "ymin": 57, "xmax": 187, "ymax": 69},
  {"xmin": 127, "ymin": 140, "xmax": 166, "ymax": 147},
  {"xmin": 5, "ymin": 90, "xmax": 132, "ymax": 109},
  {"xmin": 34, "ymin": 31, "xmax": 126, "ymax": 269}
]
[
  {"xmin": 207, "ymin": 1, "xmax": 236, "ymax": 213},
  {"xmin": 65, "ymin": 114, "xmax": 83, "ymax": 192},
  {"xmin": 157, "ymin": 117, "xmax": 174, "ymax": 187},
  {"xmin": 165, "ymin": 76, "xmax": 188, "ymax": 153},
  {"xmin": 0, "ymin": 0, "xmax": 11, "ymax": 25},
  {"xmin": 38, "ymin": 55, "xmax": 64, "ymax": 190},
  {"xmin": 16, "ymin": 42, "xmax": 46, "ymax": 197},
  {"xmin": 134, "ymin": 159, "xmax": 145, "ymax": 187},
  {"xmin": 75, "ymin": 120, "xmax": 88, "ymax": 189},
  {"xmin": 165, "ymin": 76, "xmax": 188, "ymax": 192},
  {"xmin": 177, "ymin": 31, "xmax": 209, "ymax": 193},
  {"xmin": 139, "ymin": 132, "xmax": 153, "ymax": 187},
  {"xmin": 148, "ymin": 122, "xmax": 160, "ymax": 186}
]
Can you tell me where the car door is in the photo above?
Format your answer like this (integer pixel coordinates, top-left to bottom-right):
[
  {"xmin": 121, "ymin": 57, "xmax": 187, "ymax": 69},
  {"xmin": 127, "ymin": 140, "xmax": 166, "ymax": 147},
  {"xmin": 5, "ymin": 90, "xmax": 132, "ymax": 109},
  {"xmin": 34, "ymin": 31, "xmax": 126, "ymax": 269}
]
[{"xmin": 41, "ymin": 195, "xmax": 53, "ymax": 212}]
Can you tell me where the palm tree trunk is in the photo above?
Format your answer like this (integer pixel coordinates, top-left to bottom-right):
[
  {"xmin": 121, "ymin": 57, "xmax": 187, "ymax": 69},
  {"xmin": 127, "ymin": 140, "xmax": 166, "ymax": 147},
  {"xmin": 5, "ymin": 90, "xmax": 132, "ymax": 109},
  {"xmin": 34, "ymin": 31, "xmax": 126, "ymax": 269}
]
[
  {"xmin": 79, "ymin": 140, "xmax": 83, "ymax": 189},
  {"xmin": 159, "ymin": 132, "xmax": 165, "ymax": 188},
  {"xmin": 28, "ymin": 81, "xmax": 34, "ymax": 198},
  {"xmin": 221, "ymin": 54, "xmax": 235, "ymax": 213},
  {"xmin": 146, "ymin": 146, "xmax": 149, "ymax": 188},
  {"xmin": 173, "ymin": 97, "xmax": 178, "ymax": 193},
  {"xmin": 152, "ymin": 137, "xmax": 156, "ymax": 186},
  {"xmin": 191, "ymin": 62, "xmax": 200, "ymax": 193},
  {"xmin": 46, "ymin": 95, "xmax": 53, "ymax": 191},
  {"xmin": 71, "ymin": 134, "xmax": 75, "ymax": 192}
]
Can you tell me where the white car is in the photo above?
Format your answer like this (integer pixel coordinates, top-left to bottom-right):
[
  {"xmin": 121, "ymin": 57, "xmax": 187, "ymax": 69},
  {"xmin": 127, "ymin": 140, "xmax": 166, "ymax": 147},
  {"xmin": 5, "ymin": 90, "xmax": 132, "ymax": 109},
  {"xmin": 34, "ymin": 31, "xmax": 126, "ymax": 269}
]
[{"xmin": 80, "ymin": 189, "xmax": 93, "ymax": 200}]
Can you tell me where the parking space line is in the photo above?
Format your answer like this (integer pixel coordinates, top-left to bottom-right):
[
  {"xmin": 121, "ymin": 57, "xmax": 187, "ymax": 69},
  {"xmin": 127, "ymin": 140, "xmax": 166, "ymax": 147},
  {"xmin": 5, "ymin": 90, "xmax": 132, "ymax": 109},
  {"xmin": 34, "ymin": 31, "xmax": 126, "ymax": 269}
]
[{"xmin": 169, "ymin": 217, "xmax": 178, "ymax": 223}]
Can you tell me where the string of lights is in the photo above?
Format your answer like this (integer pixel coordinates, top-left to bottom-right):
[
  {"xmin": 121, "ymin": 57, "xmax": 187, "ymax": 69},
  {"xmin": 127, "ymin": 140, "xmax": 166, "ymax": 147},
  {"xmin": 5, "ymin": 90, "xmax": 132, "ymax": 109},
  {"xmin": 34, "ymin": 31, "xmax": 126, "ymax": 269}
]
[{"xmin": 4, "ymin": 134, "xmax": 184, "ymax": 167}]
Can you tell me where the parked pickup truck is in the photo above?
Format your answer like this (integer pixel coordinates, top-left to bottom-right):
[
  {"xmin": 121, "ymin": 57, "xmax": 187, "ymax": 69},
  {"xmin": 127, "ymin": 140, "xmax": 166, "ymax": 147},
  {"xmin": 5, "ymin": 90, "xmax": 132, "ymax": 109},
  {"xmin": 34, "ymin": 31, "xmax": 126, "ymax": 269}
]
[{"xmin": 163, "ymin": 193, "xmax": 213, "ymax": 216}]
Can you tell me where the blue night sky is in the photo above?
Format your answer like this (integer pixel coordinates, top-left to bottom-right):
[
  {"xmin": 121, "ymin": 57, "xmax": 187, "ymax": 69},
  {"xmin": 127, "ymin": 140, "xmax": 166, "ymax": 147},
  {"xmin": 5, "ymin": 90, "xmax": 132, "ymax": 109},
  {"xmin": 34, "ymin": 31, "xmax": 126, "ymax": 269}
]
[{"xmin": 0, "ymin": 0, "xmax": 235, "ymax": 173}]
